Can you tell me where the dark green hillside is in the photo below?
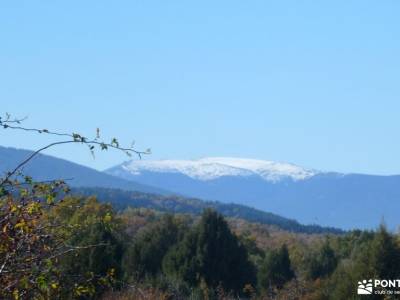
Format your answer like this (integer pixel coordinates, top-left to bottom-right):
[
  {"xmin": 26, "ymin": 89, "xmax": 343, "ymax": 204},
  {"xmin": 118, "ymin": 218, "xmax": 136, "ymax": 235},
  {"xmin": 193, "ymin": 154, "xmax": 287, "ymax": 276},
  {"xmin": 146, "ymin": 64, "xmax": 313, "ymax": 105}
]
[{"xmin": 73, "ymin": 187, "xmax": 344, "ymax": 234}]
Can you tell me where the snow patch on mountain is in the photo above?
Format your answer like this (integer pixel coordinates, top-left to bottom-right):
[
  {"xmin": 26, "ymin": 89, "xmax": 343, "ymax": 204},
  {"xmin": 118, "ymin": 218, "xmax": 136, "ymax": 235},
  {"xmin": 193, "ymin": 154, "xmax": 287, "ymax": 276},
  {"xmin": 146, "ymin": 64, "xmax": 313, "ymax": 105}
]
[{"xmin": 117, "ymin": 157, "xmax": 318, "ymax": 182}]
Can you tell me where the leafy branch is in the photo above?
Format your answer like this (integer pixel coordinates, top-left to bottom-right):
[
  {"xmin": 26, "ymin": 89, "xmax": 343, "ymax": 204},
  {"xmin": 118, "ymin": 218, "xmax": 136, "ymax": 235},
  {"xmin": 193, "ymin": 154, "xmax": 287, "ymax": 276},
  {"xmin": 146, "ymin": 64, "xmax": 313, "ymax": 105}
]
[
  {"xmin": 0, "ymin": 113, "xmax": 151, "ymax": 188},
  {"xmin": 0, "ymin": 113, "xmax": 144, "ymax": 299}
]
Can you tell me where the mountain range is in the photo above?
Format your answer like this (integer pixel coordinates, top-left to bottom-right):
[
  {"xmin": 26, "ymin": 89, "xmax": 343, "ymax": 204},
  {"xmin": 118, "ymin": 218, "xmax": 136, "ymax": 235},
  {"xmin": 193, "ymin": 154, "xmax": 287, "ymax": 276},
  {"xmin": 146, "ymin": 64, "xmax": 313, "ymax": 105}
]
[
  {"xmin": 0, "ymin": 146, "xmax": 341, "ymax": 234},
  {"xmin": 1, "ymin": 146, "xmax": 399, "ymax": 230},
  {"xmin": 106, "ymin": 157, "xmax": 400, "ymax": 229}
]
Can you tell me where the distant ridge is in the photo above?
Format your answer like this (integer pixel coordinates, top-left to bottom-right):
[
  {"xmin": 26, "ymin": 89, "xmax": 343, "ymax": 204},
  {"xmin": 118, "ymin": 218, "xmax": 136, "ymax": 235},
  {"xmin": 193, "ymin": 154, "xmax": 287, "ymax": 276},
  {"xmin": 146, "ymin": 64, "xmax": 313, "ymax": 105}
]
[
  {"xmin": 110, "ymin": 157, "xmax": 318, "ymax": 182},
  {"xmin": 0, "ymin": 146, "xmax": 166, "ymax": 194},
  {"xmin": 107, "ymin": 157, "xmax": 400, "ymax": 229}
]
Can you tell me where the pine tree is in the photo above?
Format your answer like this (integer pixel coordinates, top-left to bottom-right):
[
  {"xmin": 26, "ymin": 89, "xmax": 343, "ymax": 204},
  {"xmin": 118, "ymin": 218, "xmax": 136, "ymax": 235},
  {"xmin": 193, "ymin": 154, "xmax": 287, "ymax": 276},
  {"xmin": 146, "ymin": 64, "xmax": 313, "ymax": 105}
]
[
  {"xmin": 162, "ymin": 229, "xmax": 199, "ymax": 285},
  {"xmin": 123, "ymin": 214, "xmax": 184, "ymax": 280},
  {"xmin": 369, "ymin": 225, "xmax": 400, "ymax": 279},
  {"xmin": 163, "ymin": 209, "xmax": 256, "ymax": 294},
  {"xmin": 307, "ymin": 240, "xmax": 337, "ymax": 279},
  {"xmin": 258, "ymin": 244, "xmax": 295, "ymax": 290}
]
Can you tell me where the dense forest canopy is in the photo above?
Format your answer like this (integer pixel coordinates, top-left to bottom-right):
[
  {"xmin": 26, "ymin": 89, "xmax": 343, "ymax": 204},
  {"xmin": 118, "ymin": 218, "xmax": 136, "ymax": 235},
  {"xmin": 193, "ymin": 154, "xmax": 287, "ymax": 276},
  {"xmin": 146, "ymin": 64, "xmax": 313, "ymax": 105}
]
[
  {"xmin": 2, "ymin": 193, "xmax": 399, "ymax": 299},
  {"xmin": 74, "ymin": 187, "xmax": 343, "ymax": 234}
]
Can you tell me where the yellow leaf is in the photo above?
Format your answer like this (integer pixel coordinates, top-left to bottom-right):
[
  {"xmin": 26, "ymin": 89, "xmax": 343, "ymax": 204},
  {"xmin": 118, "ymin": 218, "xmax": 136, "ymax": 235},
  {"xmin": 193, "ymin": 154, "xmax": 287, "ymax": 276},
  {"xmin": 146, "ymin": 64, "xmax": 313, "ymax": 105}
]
[
  {"xmin": 103, "ymin": 213, "xmax": 112, "ymax": 223},
  {"xmin": 15, "ymin": 220, "xmax": 26, "ymax": 230},
  {"xmin": 13, "ymin": 289, "xmax": 19, "ymax": 300}
]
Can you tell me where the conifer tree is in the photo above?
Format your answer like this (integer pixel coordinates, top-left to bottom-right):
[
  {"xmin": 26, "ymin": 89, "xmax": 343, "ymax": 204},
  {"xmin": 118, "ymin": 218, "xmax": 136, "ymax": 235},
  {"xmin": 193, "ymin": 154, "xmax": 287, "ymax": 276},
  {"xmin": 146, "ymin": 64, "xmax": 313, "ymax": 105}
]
[
  {"xmin": 123, "ymin": 214, "xmax": 184, "ymax": 280},
  {"xmin": 258, "ymin": 244, "xmax": 295, "ymax": 290},
  {"xmin": 163, "ymin": 209, "xmax": 256, "ymax": 294},
  {"xmin": 307, "ymin": 240, "xmax": 337, "ymax": 279}
]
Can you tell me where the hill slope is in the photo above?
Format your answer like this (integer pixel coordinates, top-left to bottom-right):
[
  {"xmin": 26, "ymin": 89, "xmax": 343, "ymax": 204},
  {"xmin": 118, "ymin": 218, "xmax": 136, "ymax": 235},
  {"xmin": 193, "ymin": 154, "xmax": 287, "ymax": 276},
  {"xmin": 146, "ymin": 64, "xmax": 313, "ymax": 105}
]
[
  {"xmin": 0, "ymin": 146, "xmax": 165, "ymax": 194},
  {"xmin": 73, "ymin": 187, "xmax": 343, "ymax": 234}
]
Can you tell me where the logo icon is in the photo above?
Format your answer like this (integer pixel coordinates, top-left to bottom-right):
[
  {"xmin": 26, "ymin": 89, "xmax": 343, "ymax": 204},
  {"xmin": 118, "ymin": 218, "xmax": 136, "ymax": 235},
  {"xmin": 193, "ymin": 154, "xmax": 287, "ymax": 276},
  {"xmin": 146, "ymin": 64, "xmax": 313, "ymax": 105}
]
[{"xmin": 358, "ymin": 279, "xmax": 373, "ymax": 295}]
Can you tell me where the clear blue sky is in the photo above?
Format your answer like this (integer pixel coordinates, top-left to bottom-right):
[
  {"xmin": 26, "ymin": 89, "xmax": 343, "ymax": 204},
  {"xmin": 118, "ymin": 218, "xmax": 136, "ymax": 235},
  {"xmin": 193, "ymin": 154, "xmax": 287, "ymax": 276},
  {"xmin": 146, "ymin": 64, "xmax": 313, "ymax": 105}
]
[{"xmin": 1, "ymin": 1, "xmax": 400, "ymax": 174}]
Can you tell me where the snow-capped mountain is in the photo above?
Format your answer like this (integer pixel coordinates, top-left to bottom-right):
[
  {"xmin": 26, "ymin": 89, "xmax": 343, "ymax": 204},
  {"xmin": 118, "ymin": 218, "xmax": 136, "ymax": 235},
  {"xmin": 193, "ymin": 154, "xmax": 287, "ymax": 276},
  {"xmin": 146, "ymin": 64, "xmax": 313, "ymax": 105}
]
[
  {"xmin": 106, "ymin": 158, "xmax": 400, "ymax": 230},
  {"xmin": 0, "ymin": 147, "xmax": 340, "ymax": 233},
  {"xmin": 6, "ymin": 145, "xmax": 400, "ymax": 230},
  {"xmin": 110, "ymin": 157, "xmax": 318, "ymax": 182}
]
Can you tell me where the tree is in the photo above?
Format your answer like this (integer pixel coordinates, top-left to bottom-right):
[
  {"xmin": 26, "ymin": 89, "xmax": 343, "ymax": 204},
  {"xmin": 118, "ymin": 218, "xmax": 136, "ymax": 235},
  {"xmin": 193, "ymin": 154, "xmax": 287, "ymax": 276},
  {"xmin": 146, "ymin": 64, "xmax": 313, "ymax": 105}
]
[
  {"xmin": 49, "ymin": 197, "xmax": 125, "ymax": 298},
  {"xmin": 123, "ymin": 214, "xmax": 186, "ymax": 280},
  {"xmin": 369, "ymin": 225, "xmax": 400, "ymax": 279},
  {"xmin": 0, "ymin": 113, "xmax": 147, "ymax": 299},
  {"xmin": 163, "ymin": 209, "xmax": 256, "ymax": 295},
  {"xmin": 307, "ymin": 240, "xmax": 337, "ymax": 280},
  {"xmin": 162, "ymin": 227, "xmax": 200, "ymax": 286},
  {"xmin": 326, "ymin": 226, "xmax": 400, "ymax": 300},
  {"xmin": 0, "ymin": 179, "xmax": 68, "ymax": 299},
  {"xmin": 258, "ymin": 244, "xmax": 295, "ymax": 291}
]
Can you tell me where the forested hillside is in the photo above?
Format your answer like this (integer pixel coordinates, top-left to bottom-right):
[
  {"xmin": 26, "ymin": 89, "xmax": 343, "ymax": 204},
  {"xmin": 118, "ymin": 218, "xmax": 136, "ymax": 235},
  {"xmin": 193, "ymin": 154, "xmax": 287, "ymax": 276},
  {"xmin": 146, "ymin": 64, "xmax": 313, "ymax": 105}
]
[
  {"xmin": 2, "ymin": 194, "xmax": 397, "ymax": 299},
  {"xmin": 73, "ymin": 187, "xmax": 343, "ymax": 234}
]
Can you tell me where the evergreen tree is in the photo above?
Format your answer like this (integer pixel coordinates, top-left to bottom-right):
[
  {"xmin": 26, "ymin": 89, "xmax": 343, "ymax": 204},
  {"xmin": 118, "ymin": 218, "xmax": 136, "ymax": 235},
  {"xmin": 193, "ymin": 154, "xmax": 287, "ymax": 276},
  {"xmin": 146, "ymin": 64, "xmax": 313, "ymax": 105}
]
[
  {"xmin": 163, "ymin": 209, "xmax": 256, "ymax": 294},
  {"xmin": 123, "ymin": 214, "xmax": 184, "ymax": 280},
  {"xmin": 162, "ymin": 229, "xmax": 199, "ymax": 285},
  {"xmin": 196, "ymin": 209, "xmax": 256, "ymax": 292},
  {"xmin": 307, "ymin": 240, "xmax": 337, "ymax": 280},
  {"xmin": 369, "ymin": 225, "xmax": 400, "ymax": 279},
  {"xmin": 328, "ymin": 226, "xmax": 400, "ymax": 300},
  {"xmin": 258, "ymin": 244, "xmax": 295, "ymax": 290}
]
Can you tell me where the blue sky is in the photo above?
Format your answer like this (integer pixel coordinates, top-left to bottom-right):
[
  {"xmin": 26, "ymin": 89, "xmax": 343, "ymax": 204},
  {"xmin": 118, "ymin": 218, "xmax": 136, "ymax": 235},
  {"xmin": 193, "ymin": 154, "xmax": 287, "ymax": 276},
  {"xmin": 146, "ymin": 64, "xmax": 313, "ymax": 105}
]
[{"xmin": 1, "ymin": 1, "xmax": 400, "ymax": 174}]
